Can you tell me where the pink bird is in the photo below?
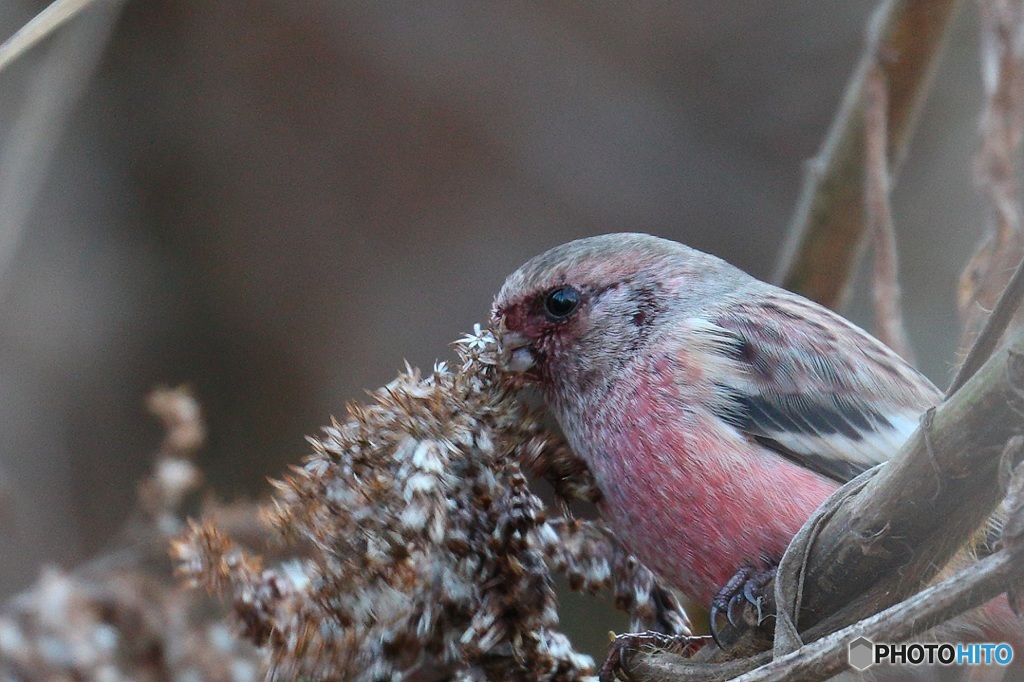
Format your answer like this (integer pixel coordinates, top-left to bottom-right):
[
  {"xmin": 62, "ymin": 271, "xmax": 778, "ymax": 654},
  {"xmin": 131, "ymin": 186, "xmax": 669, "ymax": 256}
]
[{"xmin": 492, "ymin": 232, "xmax": 1013, "ymax": 646}]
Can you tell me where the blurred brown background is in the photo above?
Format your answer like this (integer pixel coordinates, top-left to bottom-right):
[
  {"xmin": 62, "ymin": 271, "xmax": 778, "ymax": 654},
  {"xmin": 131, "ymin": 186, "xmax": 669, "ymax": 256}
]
[{"xmin": 0, "ymin": 0, "xmax": 990, "ymax": 657}]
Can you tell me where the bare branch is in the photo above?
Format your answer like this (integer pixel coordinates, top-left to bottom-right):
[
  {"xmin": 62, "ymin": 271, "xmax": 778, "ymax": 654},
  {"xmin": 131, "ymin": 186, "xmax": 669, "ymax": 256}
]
[
  {"xmin": 738, "ymin": 529, "xmax": 1024, "ymax": 681},
  {"xmin": 959, "ymin": 0, "xmax": 1024, "ymax": 356},
  {"xmin": 625, "ymin": 532, "xmax": 1024, "ymax": 682},
  {"xmin": 0, "ymin": 0, "xmax": 126, "ymax": 285},
  {"xmin": 0, "ymin": 0, "xmax": 113, "ymax": 74},
  {"xmin": 775, "ymin": 0, "xmax": 963, "ymax": 306},
  {"xmin": 948, "ymin": 253, "xmax": 1024, "ymax": 396},
  {"xmin": 864, "ymin": 61, "xmax": 915, "ymax": 362}
]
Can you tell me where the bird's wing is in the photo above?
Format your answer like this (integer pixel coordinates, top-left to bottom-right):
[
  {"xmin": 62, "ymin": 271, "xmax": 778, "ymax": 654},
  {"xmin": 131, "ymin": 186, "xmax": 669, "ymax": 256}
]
[{"xmin": 692, "ymin": 292, "xmax": 941, "ymax": 483}]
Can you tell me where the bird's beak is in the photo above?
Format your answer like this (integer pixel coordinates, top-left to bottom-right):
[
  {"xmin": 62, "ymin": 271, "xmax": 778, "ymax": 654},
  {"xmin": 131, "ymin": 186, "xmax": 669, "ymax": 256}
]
[{"xmin": 497, "ymin": 329, "xmax": 537, "ymax": 373}]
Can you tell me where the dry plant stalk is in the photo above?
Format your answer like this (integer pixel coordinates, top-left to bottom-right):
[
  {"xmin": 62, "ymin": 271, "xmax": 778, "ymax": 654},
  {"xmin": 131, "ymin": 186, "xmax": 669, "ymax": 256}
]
[
  {"xmin": 173, "ymin": 328, "xmax": 690, "ymax": 681},
  {"xmin": 864, "ymin": 61, "xmax": 915, "ymax": 362},
  {"xmin": 0, "ymin": 333, "xmax": 688, "ymax": 681},
  {"xmin": 0, "ymin": 0, "xmax": 126, "ymax": 284},
  {"xmin": 959, "ymin": 0, "xmax": 1024, "ymax": 352},
  {"xmin": 775, "ymin": 0, "xmax": 963, "ymax": 306}
]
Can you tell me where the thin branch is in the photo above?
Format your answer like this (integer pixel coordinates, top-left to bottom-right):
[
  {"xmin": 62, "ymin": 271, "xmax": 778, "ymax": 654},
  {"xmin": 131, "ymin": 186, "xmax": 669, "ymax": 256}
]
[
  {"xmin": 626, "ymin": 533, "xmax": 1024, "ymax": 682},
  {"xmin": 774, "ymin": 0, "xmax": 964, "ymax": 307},
  {"xmin": 738, "ymin": 535, "xmax": 1024, "ymax": 681},
  {"xmin": 0, "ymin": 0, "xmax": 125, "ymax": 286},
  {"xmin": 0, "ymin": 0, "xmax": 112, "ymax": 75},
  {"xmin": 734, "ymin": 436, "xmax": 1024, "ymax": 682},
  {"xmin": 947, "ymin": 252, "xmax": 1024, "ymax": 396},
  {"xmin": 864, "ymin": 60, "xmax": 915, "ymax": 362},
  {"xmin": 958, "ymin": 0, "xmax": 1024, "ymax": 356}
]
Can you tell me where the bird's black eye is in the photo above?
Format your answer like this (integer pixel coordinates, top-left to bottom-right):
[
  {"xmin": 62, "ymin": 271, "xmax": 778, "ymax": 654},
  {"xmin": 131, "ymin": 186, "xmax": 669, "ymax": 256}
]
[{"xmin": 543, "ymin": 286, "xmax": 581, "ymax": 320}]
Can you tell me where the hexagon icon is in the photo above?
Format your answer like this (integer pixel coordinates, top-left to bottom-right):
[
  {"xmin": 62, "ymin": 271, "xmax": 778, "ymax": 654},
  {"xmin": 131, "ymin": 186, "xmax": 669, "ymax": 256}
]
[{"xmin": 848, "ymin": 637, "xmax": 875, "ymax": 671}]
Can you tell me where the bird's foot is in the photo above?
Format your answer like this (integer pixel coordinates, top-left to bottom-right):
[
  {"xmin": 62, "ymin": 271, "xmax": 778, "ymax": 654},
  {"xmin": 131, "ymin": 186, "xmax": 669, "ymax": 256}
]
[
  {"xmin": 709, "ymin": 565, "xmax": 776, "ymax": 647},
  {"xmin": 598, "ymin": 631, "xmax": 710, "ymax": 682}
]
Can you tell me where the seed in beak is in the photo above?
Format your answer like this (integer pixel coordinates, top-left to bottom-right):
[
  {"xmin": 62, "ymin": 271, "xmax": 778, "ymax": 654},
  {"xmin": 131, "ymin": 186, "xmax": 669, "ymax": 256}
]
[{"xmin": 499, "ymin": 331, "xmax": 536, "ymax": 373}]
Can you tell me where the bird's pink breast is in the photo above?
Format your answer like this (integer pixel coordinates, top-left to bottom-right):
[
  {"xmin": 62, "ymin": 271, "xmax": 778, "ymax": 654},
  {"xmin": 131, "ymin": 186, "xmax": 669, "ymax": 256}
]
[{"xmin": 575, "ymin": 356, "xmax": 839, "ymax": 605}]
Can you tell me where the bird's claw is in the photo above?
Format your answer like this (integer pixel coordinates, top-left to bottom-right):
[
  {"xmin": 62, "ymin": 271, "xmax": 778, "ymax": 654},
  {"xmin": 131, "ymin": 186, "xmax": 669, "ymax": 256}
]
[
  {"xmin": 598, "ymin": 631, "xmax": 710, "ymax": 682},
  {"xmin": 709, "ymin": 565, "xmax": 777, "ymax": 647}
]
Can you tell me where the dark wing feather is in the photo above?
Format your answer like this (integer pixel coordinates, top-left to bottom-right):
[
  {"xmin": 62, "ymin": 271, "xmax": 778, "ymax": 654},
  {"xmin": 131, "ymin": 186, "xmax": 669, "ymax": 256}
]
[{"xmin": 716, "ymin": 391, "xmax": 889, "ymax": 482}]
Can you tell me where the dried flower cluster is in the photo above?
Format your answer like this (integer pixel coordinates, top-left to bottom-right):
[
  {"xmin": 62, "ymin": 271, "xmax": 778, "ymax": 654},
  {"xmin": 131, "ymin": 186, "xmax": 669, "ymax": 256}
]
[
  {"xmin": 0, "ymin": 386, "xmax": 264, "ymax": 681},
  {"xmin": 539, "ymin": 520, "xmax": 690, "ymax": 638},
  {"xmin": 0, "ymin": 566, "xmax": 260, "ymax": 681},
  {"xmin": 173, "ymin": 327, "xmax": 690, "ymax": 680}
]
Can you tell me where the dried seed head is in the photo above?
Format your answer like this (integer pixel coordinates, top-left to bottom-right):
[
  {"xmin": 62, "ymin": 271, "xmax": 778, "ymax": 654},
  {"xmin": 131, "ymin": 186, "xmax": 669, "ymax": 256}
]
[{"xmin": 175, "ymin": 326, "xmax": 689, "ymax": 679}]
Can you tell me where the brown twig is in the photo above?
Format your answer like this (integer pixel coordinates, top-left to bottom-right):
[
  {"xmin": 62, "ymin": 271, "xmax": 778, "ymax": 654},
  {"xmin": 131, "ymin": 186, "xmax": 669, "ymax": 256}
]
[
  {"xmin": 774, "ymin": 0, "xmax": 964, "ymax": 307},
  {"xmin": 0, "ymin": 0, "xmax": 126, "ymax": 284},
  {"xmin": 624, "ymin": 521, "xmax": 1024, "ymax": 682},
  {"xmin": 947, "ymin": 253, "xmax": 1024, "ymax": 396},
  {"xmin": 734, "ymin": 535, "xmax": 1024, "ymax": 681},
  {"xmin": 864, "ymin": 61, "xmax": 915, "ymax": 362},
  {"xmin": 958, "ymin": 0, "xmax": 1024, "ymax": 357}
]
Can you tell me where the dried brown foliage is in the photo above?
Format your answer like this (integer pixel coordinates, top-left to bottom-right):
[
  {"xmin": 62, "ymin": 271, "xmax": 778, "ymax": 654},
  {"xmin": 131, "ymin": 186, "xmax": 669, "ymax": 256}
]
[
  {"xmin": 173, "ymin": 328, "xmax": 690, "ymax": 680},
  {"xmin": 0, "ymin": 387, "xmax": 264, "ymax": 681},
  {"xmin": 0, "ymin": 338, "xmax": 689, "ymax": 680}
]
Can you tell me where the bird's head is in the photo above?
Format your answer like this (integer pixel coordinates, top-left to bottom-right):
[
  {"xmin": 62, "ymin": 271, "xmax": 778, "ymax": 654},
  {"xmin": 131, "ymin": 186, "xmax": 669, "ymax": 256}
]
[{"xmin": 491, "ymin": 233, "xmax": 742, "ymax": 402}]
